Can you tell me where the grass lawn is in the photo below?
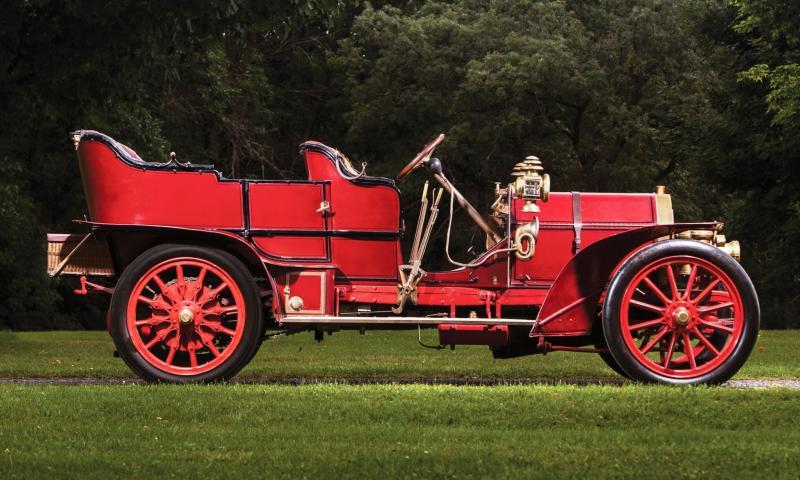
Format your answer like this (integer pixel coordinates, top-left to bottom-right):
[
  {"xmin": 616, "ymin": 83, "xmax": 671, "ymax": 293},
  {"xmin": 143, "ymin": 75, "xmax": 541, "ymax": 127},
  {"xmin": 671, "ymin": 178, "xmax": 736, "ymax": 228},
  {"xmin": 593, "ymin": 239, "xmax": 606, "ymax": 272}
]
[
  {"xmin": 0, "ymin": 328, "xmax": 797, "ymax": 380},
  {"xmin": 0, "ymin": 330, "xmax": 798, "ymax": 478},
  {"xmin": 1, "ymin": 384, "xmax": 800, "ymax": 479}
]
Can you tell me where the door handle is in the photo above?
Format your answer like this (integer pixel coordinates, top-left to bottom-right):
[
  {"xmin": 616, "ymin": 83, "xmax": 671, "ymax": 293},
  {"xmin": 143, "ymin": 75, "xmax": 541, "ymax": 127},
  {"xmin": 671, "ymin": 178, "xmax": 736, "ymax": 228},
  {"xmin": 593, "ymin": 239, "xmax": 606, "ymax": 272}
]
[{"xmin": 316, "ymin": 201, "xmax": 331, "ymax": 214}]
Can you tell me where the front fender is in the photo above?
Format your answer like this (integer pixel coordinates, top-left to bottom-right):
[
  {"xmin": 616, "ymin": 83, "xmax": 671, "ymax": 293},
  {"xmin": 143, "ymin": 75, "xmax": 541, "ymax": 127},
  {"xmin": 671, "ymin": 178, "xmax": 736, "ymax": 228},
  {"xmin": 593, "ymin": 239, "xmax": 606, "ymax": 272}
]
[{"xmin": 532, "ymin": 222, "xmax": 721, "ymax": 337}]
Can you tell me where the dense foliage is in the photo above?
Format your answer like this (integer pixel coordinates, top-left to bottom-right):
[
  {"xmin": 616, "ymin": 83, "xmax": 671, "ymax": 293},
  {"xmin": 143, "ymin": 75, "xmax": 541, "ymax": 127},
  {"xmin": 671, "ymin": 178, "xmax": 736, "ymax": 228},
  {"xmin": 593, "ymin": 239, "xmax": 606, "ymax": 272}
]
[{"xmin": 0, "ymin": 0, "xmax": 797, "ymax": 329}]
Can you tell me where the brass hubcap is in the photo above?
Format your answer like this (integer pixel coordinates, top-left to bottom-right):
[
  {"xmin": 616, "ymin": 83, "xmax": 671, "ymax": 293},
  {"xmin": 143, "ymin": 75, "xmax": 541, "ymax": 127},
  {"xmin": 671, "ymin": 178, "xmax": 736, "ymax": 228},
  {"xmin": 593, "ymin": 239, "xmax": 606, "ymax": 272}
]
[
  {"xmin": 673, "ymin": 307, "xmax": 691, "ymax": 326},
  {"xmin": 178, "ymin": 307, "xmax": 194, "ymax": 325}
]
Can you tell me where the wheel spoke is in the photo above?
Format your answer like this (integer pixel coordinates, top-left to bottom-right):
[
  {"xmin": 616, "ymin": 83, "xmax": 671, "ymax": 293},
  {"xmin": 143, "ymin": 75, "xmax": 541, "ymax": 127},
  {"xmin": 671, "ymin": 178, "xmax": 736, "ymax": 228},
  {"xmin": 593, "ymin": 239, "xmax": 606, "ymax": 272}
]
[
  {"xmin": 145, "ymin": 328, "xmax": 171, "ymax": 349},
  {"xmin": 682, "ymin": 265, "xmax": 698, "ymax": 300},
  {"xmin": 682, "ymin": 333, "xmax": 697, "ymax": 369},
  {"xmin": 628, "ymin": 318, "xmax": 665, "ymax": 331},
  {"xmin": 691, "ymin": 327, "xmax": 721, "ymax": 357},
  {"xmin": 629, "ymin": 299, "xmax": 665, "ymax": 314},
  {"xmin": 201, "ymin": 320, "xmax": 237, "ymax": 337},
  {"xmin": 715, "ymin": 317, "xmax": 735, "ymax": 327},
  {"xmin": 175, "ymin": 264, "xmax": 185, "ymax": 297},
  {"xmin": 642, "ymin": 277, "xmax": 671, "ymax": 305},
  {"xmin": 219, "ymin": 325, "xmax": 237, "ymax": 337},
  {"xmin": 193, "ymin": 267, "xmax": 208, "ymax": 300},
  {"xmin": 662, "ymin": 331, "xmax": 678, "ymax": 368},
  {"xmin": 165, "ymin": 342, "xmax": 178, "ymax": 365},
  {"xmin": 665, "ymin": 265, "xmax": 679, "ymax": 301},
  {"xmin": 204, "ymin": 305, "xmax": 238, "ymax": 316},
  {"xmin": 210, "ymin": 282, "xmax": 228, "ymax": 297},
  {"xmin": 189, "ymin": 348, "xmax": 198, "ymax": 368},
  {"xmin": 144, "ymin": 336, "xmax": 160, "ymax": 350},
  {"xmin": 697, "ymin": 318, "xmax": 734, "ymax": 333},
  {"xmin": 138, "ymin": 295, "xmax": 171, "ymax": 311},
  {"xmin": 152, "ymin": 274, "xmax": 174, "ymax": 301},
  {"xmin": 697, "ymin": 301, "xmax": 734, "ymax": 314},
  {"xmin": 641, "ymin": 326, "xmax": 669, "ymax": 354},
  {"xmin": 201, "ymin": 337, "xmax": 221, "ymax": 358},
  {"xmin": 135, "ymin": 314, "xmax": 170, "ymax": 327},
  {"xmin": 200, "ymin": 282, "xmax": 229, "ymax": 304},
  {"xmin": 709, "ymin": 290, "xmax": 732, "ymax": 303},
  {"xmin": 692, "ymin": 278, "xmax": 721, "ymax": 305}
]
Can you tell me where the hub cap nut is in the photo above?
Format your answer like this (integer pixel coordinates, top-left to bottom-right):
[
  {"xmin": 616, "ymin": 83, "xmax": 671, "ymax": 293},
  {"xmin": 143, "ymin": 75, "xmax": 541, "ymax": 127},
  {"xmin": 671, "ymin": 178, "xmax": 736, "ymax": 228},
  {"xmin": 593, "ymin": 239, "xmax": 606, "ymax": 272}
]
[
  {"xmin": 178, "ymin": 307, "xmax": 194, "ymax": 325},
  {"xmin": 673, "ymin": 307, "xmax": 691, "ymax": 326}
]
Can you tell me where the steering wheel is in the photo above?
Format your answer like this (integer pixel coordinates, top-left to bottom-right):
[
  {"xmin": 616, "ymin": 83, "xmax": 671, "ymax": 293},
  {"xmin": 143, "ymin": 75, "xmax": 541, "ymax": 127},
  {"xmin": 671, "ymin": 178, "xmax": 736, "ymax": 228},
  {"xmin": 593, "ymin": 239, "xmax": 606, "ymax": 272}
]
[{"xmin": 396, "ymin": 133, "xmax": 446, "ymax": 180}]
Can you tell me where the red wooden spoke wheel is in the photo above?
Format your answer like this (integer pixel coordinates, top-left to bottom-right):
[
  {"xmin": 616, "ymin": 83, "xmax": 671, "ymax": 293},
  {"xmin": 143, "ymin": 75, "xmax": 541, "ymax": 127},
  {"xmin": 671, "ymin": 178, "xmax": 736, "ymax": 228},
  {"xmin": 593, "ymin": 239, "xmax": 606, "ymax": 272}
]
[
  {"xmin": 603, "ymin": 240, "xmax": 759, "ymax": 385},
  {"xmin": 110, "ymin": 245, "xmax": 263, "ymax": 382},
  {"xmin": 127, "ymin": 257, "xmax": 246, "ymax": 375},
  {"xmin": 619, "ymin": 256, "xmax": 741, "ymax": 378}
]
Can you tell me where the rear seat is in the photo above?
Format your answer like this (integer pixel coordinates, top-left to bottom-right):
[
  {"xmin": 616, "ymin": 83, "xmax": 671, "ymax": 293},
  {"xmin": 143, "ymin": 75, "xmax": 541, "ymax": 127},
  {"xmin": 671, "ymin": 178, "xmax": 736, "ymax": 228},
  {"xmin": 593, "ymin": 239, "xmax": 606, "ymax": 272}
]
[{"xmin": 75, "ymin": 130, "xmax": 216, "ymax": 172}]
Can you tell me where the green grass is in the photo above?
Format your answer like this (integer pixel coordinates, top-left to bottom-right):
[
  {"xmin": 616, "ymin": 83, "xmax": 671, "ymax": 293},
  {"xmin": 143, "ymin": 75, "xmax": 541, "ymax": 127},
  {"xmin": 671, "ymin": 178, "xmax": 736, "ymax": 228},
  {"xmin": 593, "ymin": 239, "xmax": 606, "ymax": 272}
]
[
  {"xmin": 1, "ymin": 384, "xmax": 799, "ymax": 479},
  {"xmin": 0, "ymin": 329, "xmax": 797, "ymax": 380},
  {"xmin": 0, "ymin": 330, "xmax": 799, "ymax": 478}
]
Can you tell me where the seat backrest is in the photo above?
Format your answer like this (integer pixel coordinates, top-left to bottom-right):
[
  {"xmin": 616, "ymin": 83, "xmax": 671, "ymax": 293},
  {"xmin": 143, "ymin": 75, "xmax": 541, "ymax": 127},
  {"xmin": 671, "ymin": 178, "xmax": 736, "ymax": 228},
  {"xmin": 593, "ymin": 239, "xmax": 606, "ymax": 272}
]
[
  {"xmin": 75, "ymin": 130, "xmax": 216, "ymax": 172},
  {"xmin": 300, "ymin": 141, "xmax": 396, "ymax": 188}
]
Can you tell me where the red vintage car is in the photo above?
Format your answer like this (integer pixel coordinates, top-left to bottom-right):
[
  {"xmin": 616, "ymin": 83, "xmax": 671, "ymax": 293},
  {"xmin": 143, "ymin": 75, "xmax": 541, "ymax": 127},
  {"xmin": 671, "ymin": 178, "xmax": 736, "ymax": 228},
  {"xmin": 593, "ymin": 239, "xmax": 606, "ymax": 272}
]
[{"xmin": 47, "ymin": 130, "xmax": 759, "ymax": 384}]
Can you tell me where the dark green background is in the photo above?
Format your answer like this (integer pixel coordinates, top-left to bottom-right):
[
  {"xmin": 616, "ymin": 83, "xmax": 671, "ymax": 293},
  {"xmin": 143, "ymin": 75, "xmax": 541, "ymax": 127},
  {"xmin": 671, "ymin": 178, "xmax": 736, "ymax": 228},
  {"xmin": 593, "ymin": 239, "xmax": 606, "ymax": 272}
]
[{"xmin": 1, "ymin": 0, "xmax": 797, "ymax": 329}]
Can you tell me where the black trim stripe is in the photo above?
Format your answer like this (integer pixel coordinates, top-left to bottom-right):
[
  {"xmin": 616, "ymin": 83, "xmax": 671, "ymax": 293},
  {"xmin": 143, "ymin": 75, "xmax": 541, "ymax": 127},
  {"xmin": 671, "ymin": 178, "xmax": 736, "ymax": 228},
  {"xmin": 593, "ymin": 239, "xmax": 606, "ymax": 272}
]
[
  {"xmin": 242, "ymin": 181, "xmax": 251, "ymax": 237},
  {"xmin": 246, "ymin": 229, "xmax": 399, "ymax": 238}
]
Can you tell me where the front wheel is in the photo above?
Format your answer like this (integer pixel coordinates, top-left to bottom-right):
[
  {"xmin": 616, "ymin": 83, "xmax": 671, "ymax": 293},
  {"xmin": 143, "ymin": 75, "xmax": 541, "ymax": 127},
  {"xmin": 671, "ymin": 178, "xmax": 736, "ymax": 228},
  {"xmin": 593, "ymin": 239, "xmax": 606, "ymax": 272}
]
[
  {"xmin": 602, "ymin": 240, "xmax": 759, "ymax": 385},
  {"xmin": 109, "ymin": 244, "xmax": 264, "ymax": 382}
]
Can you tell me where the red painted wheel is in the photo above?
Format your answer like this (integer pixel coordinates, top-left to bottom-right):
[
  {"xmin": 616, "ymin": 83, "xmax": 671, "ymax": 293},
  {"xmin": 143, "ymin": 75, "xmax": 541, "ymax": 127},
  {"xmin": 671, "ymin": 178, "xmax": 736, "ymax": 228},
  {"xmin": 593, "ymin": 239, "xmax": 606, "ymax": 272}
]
[
  {"xmin": 603, "ymin": 240, "xmax": 759, "ymax": 385},
  {"xmin": 110, "ymin": 245, "xmax": 263, "ymax": 382}
]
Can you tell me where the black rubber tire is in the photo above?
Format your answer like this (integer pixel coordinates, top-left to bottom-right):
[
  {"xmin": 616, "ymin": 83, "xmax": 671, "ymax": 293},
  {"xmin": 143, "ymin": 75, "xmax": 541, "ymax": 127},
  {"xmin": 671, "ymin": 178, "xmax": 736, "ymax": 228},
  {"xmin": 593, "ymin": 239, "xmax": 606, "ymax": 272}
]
[
  {"xmin": 602, "ymin": 239, "xmax": 759, "ymax": 385},
  {"xmin": 109, "ymin": 244, "xmax": 264, "ymax": 383},
  {"xmin": 592, "ymin": 317, "xmax": 631, "ymax": 379},
  {"xmin": 597, "ymin": 348, "xmax": 632, "ymax": 379}
]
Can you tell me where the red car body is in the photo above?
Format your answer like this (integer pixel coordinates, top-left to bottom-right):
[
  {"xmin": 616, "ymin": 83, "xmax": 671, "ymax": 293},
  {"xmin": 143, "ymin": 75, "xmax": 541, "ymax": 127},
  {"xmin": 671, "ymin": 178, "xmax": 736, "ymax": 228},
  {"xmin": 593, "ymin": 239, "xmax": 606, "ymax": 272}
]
[{"xmin": 48, "ymin": 130, "xmax": 759, "ymax": 384}]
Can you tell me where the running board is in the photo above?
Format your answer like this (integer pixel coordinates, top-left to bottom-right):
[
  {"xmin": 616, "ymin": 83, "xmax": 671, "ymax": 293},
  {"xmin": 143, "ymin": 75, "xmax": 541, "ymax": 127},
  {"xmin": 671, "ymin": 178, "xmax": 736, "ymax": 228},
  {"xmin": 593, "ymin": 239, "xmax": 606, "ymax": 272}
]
[{"xmin": 280, "ymin": 315, "xmax": 536, "ymax": 326}]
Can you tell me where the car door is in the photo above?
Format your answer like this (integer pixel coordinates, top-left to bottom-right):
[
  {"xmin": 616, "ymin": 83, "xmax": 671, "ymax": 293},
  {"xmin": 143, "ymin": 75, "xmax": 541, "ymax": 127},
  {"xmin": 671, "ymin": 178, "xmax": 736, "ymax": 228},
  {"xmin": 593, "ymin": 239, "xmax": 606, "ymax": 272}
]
[{"xmin": 247, "ymin": 182, "xmax": 330, "ymax": 262}]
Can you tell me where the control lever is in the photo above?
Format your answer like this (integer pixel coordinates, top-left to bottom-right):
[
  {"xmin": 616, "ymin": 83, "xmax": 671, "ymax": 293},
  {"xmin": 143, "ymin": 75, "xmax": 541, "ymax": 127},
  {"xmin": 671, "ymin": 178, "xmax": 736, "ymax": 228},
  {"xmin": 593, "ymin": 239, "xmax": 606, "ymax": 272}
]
[{"xmin": 393, "ymin": 182, "xmax": 444, "ymax": 314}]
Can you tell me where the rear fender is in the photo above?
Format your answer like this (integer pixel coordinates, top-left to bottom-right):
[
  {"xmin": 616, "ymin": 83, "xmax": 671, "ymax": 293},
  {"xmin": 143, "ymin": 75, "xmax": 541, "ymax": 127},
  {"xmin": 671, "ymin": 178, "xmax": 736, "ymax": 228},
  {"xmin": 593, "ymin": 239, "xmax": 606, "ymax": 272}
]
[
  {"xmin": 83, "ymin": 222, "xmax": 284, "ymax": 317},
  {"xmin": 532, "ymin": 222, "xmax": 720, "ymax": 337}
]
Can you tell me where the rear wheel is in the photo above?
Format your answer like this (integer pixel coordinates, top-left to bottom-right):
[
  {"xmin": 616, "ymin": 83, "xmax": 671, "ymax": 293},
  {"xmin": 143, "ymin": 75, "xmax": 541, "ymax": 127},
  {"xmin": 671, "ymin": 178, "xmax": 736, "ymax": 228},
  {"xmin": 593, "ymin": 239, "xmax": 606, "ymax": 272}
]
[
  {"xmin": 602, "ymin": 240, "xmax": 759, "ymax": 385},
  {"xmin": 109, "ymin": 244, "xmax": 263, "ymax": 382}
]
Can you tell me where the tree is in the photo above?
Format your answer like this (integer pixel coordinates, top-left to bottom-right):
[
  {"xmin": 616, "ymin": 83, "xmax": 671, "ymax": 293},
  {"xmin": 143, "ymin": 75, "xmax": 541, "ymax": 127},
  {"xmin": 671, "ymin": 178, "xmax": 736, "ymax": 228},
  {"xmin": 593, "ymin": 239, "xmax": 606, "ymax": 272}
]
[
  {"xmin": 733, "ymin": 0, "xmax": 800, "ymax": 126},
  {"xmin": 0, "ymin": 0, "xmax": 351, "ymax": 329},
  {"xmin": 331, "ymin": 0, "xmax": 722, "ymax": 257},
  {"xmin": 692, "ymin": 0, "xmax": 800, "ymax": 327}
]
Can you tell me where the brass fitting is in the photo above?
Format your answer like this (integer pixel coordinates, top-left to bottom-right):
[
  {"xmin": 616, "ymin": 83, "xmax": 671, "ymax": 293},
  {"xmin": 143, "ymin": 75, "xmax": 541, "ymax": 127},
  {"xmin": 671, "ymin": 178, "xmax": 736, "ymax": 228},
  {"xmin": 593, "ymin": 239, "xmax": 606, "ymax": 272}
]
[
  {"xmin": 178, "ymin": 308, "xmax": 194, "ymax": 325},
  {"xmin": 654, "ymin": 185, "xmax": 674, "ymax": 224},
  {"xmin": 677, "ymin": 229, "xmax": 741, "ymax": 262},
  {"xmin": 71, "ymin": 132, "xmax": 81, "ymax": 150},
  {"xmin": 287, "ymin": 296, "xmax": 304, "ymax": 312},
  {"xmin": 514, "ymin": 219, "xmax": 539, "ymax": 261},
  {"xmin": 511, "ymin": 156, "xmax": 550, "ymax": 212},
  {"xmin": 719, "ymin": 240, "xmax": 741, "ymax": 262}
]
